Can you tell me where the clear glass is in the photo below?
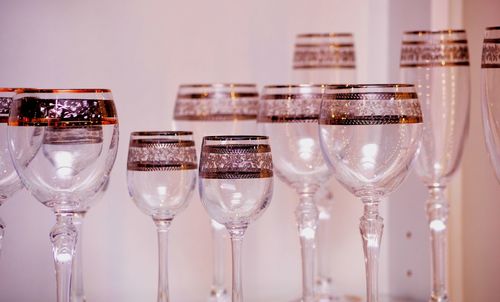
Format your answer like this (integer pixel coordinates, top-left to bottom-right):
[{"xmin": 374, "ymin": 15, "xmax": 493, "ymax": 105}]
[
  {"xmin": 400, "ymin": 30, "xmax": 470, "ymax": 302},
  {"xmin": 199, "ymin": 135, "xmax": 274, "ymax": 302},
  {"xmin": 258, "ymin": 85, "xmax": 332, "ymax": 302},
  {"xmin": 0, "ymin": 88, "xmax": 23, "ymax": 256},
  {"xmin": 7, "ymin": 88, "xmax": 119, "ymax": 302},
  {"xmin": 127, "ymin": 131, "xmax": 197, "ymax": 302},
  {"xmin": 481, "ymin": 26, "xmax": 500, "ymax": 181},
  {"xmin": 292, "ymin": 33, "xmax": 356, "ymax": 84},
  {"xmin": 319, "ymin": 84, "xmax": 423, "ymax": 302},
  {"xmin": 173, "ymin": 83, "xmax": 258, "ymax": 302}
]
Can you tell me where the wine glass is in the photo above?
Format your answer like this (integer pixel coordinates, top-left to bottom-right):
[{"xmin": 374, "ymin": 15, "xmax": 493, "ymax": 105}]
[
  {"xmin": 481, "ymin": 26, "xmax": 500, "ymax": 181},
  {"xmin": 7, "ymin": 88, "xmax": 119, "ymax": 302},
  {"xmin": 173, "ymin": 83, "xmax": 259, "ymax": 302},
  {"xmin": 127, "ymin": 131, "xmax": 197, "ymax": 302},
  {"xmin": 199, "ymin": 135, "xmax": 274, "ymax": 302},
  {"xmin": 400, "ymin": 30, "xmax": 470, "ymax": 302},
  {"xmin": 292, "ymin": 33, "xmax": 356, "ymax": 84},
  {"xmin": 0, "ymin": 88, "xmax": 23, "ymax": 255},
  {"xmin": 318, "ymin": 84, "xmax": 423, "ymax": 302},
  {"xmin": 257, "ymin": 84, "xmax": 332, "ymax": 302}
]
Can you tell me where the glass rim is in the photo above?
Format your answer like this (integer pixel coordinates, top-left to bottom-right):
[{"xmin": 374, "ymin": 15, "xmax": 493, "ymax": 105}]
[
  {"xmin": 328, "ymin": 84, "xmax": 414, "ymax": 89},
  {"xmin": 179, "ymin": 83, "xmax": 256, "ymax": 88},
  {"xmin": 296, "ymin": 33, "xmax": 353, "ymax": 38},
  {"xmin": 403, "ymin": 29, "xmax": 465, "ymax": 35},
  {"xmin": 263, "ymin": 84, "xmax": 332, "ymax": 89},
  {"xmin": 203, "ymin": 135, "xmax": 268, "ymax": 141},
  {"xmin": 131, "ymin": 131, "xmax": 193, "ymax": 137},
  {"xmin": 486, "ymin": 26, "xmax": 500, "ymax": 31},
  {"xmin": 14, "ymin": 88, "xmax": 112, "ymax": 94}
]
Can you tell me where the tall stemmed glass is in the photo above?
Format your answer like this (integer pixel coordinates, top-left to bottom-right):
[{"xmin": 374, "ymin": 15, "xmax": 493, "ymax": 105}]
[
  {"xmin": 292, "ymin": 33, "xmax": 356, "ymax": 299},
  {"xmin": 127, "ymin": 131, "xmax": 197, "ymax": 302},
  {"xmin": 7, "ymin": 88, "xmax": 119, "ymax": 302},
  {"xmin": 481, "ymin": 26, "xmax": 500, "ymax": 181},
  {"xmin": 292, "ymin": 33, "xmax": 356, "ymax": 84},
  {"xmin": 0, "ymin": 88, "xmax": 23, "ymax": 255},
  {"xmin": 318, "ymin": 84, "xmax": 423, "ymax": 302},
  {"xmin": 199, "ymin": 135, "xmax": 274, "ymax": 302},
  {"xmin": 257, "ymin": 85, "xmax": 332, "ymax": 302},
  {"xmin": 400, "ymin": 30, "xmax": 470, "ymax": 301},
  {"xmin": 173, "ymin": 83, "xmax": 258, "ymax": 302}
]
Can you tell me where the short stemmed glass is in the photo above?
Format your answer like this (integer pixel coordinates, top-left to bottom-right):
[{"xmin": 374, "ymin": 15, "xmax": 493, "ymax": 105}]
[
  {"xmin": 257, "ymin": 85, "xmax": 332, "ymax": 302},
  {"xmin": 199, "ymin": 136, "xmax": 274, "ymax": 302},
  {"xmin": 173, "ymin": 83, "xmax": 259, "ymax": 302},
  {"xmin": 318, "ymin": 84, "xmax": 423, "ymax": 302},
  {"xmin": 127, "ymin": 131, "xmax": 197, "ymax": 302},
  {"xmin": 0, "ymin": 88, "xmax": 23, "ymax": 255},
  {"xmin": 292, "ymin": 33, "xmax": 356, "ymax": 84},
  {"xmin": 7, "ymin": 88, "xmax": 119, "ymax": 302},
  {"xmin": 400, "ymin": 30, "xmax": 470, "ymax": 302},
  {"xmin": 481, "ymin": 26, "xmax": 500, "ymax": 181}
]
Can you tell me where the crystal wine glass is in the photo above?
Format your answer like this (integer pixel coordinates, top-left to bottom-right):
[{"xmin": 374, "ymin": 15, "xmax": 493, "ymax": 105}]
[
  {"xmin": 199, "ymin": 135, "xmax": 274, "ymax": 302},
  {"xmin": 127, "ymin": 131, "xmax": 197, "ymax": 302},
  {"xmin": 400, "ymin": 30, "xmax": 470, "ymax": 302},
  {"xmin": 173, "ymin": 83, "xmax": 259, "ymax": 302},
  {"xmin": 481, "ymin": 26, "xmax": 500, "ymax": 181},
  {"xmin": 292, "ymin": 33, "xmax": 356, "ymax": 84},
  {"xmin": 257, "ymin": 84, "xmax": 332, "ymax": 302},
  {"xmin": 318, "ymin": 84, "xmax": 423, "ymax": 302},
  {"xmin": 7, "ymin": 88, "xmax": 119, "ymax": 302},
  {"xmin": 0, "ymin": 88, "xmax": 23, "ymax": 255}
]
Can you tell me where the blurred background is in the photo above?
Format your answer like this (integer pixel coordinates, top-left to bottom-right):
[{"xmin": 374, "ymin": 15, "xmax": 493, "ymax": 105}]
[{"xmin": 0, "ymin": 0, "xmax": 498, "ymax": 301}]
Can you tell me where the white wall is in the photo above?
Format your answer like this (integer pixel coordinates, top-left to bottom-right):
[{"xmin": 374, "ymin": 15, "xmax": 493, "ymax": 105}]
[
  {"xmin": 462, "ymin": 0, "xmax": 500, "ymax": 301},
  {"xmin": 0, "ymin": 0, "xmax": 433, "ymax": 301}
]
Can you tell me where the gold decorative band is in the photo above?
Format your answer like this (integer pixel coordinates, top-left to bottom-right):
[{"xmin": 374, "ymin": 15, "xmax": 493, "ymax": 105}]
[
  {"xmin": 293, "ymin": 64, "xmax": 356, "ymax": 69},
  {"xmin": 402, "ymin": 40, "xmax": 468, "ymax": 45},
  {"xmin": 0, "ymin": 97, "xmax": 12, "ymax": 122},
  {"xmin": 400, "ymin": 43, "xmax": 469, "ymax": 66},
  {"xmin": 130, "ymin": 139, "xmax": 195, "ymax": 148},
  {"xmin": 295, "ymin": 43, "xmax": 354, "ymax": 48},
  {"xmin": 319, "ymin": 115, "xmax": 423, "ymax": 125},
  {"xmin": 202, "ymin": 144, "xmax": 271, "ymax": 154},
  {"xmin": 200, "ymin": 169, "xmax": 273, "ymax": 179},
  {"xmin": 174, "ymin": 114, "xmax": 257, "ymax": 121},
  {"xmin": 261, "ymin": 93, "xmax": 324, "ymax": 100},
  {"xmin": 297, "ymin": 33, "xmax": 352, "ymax": 38},
  {"xmin": 400, "ymin": 62, "xmax": 470, "ymax": 67},
  {"xmin": 0, "ymin": 116, "xmax": 8, "ymax": 123},
  {"xmin": 327, "ymin": 92, "xmax": 418, "ymax": 100},
  {"xmin": 257, "ymin": 115, "xmax": 318, "ymax": 123},
  {"xmin": 179, "ymin": 83, "xmax": 256, "ymax": 88},
  {"xmin": 8, "ymin": 98, "xmax": 118, "ymax": 126},
  {"xmin": 482, "ymin": 40, "xmax": 500, "ymax": 67},
  {"xmin": 127, "ymin": 162, "xmax": 197, "ymax": 171},
  {"xmin": 177, "ymin": 92, "xmax": 259, "ymax": 99},
  {"xmin": 15, "ymin": 88, "xmax": 111, "ymax": 94}
]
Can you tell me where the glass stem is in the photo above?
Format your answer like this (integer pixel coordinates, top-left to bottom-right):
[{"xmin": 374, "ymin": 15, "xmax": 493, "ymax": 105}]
[
  {"xmin": 228, "ymin": 226, "xmax": 246, "ymax": 302},
  {"xmin": 295, "ymin": 192, "xmax": 319, "ymax": 302},
  {"xmin": 0, "ymin": 215, "xmax": 5, "ymax": 257},
  {"xmin": 211, "ymin": 219, "xmax": 227, "ymax": 299},
  {"xmin": 71, "ymin": 212, "xmax": 86, "ymax": 302},
  {"xmin": 359, "ymin": 196, "xmax": 384, "ymax": 302},
  {"xmin": 50, "ymin": 212, "xmax": 78, "ymax": 302},
  {"xmin": 155, "ymin": 219, "xmax": 172, "ymax": 302},
  {"xmin": 426, "ymin": 186, "xmax": 449, "ymax": 302}
]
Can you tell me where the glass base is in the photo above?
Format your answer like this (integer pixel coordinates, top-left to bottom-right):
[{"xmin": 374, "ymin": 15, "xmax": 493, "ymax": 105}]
[
  {"xmin": 70, "ymin": 296, "xmax": 86, "ymax": 302},
  {"xmin": 207, "ymin": 288, "xmax": 229, "ymax": 302}
]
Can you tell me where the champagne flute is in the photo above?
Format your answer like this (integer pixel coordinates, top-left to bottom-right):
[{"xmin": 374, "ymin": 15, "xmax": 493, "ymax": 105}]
[
  {"xmin": 292, "ymin": 33, "xmax": 356, "ymax": 84},
  {"xmin": 7, "ymin": 88, "xmax": 119, "ymax": 302},
  {"xmin": 400, "ymin": 30, "xmax": 470, "ymax": 302},
  {"xmin": 173, "ymin": 83, "xmax": 259, "ymax": 302},
  {"xmin": 292, "ymin": 33, "xmax": 357, "ymax": 300},
  {"xmin": 127, "ymin": 131, "xmax": 197, "ymax": 302},
  {"xmin": 481, "ymin": 26, "xmax": 500, "ymax": 181},
  {"xmin": 0, "ymin": 88, "xmax": 23, "ymax": 255},
  {"xmin": 257, "ymin": 84, "xmax": 332, "ymax": 302},
  {"xmin": 318, "ymin": 84, "xmax": 423, "ymax": 302},
  {"xmin": 199, "ymin": 135, "xmax": 274, "ymax": 302}
]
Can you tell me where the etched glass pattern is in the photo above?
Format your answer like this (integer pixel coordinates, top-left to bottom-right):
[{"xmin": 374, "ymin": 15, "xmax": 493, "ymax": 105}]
[{"xmin": 293, "ymin": 33, "xmax": 355, "ymax": 69}]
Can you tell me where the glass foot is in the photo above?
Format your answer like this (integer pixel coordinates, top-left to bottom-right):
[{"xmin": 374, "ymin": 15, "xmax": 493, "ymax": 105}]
[{"xmin": 207, "ymin": 288, "xmax": 229, "ymax": 302}]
